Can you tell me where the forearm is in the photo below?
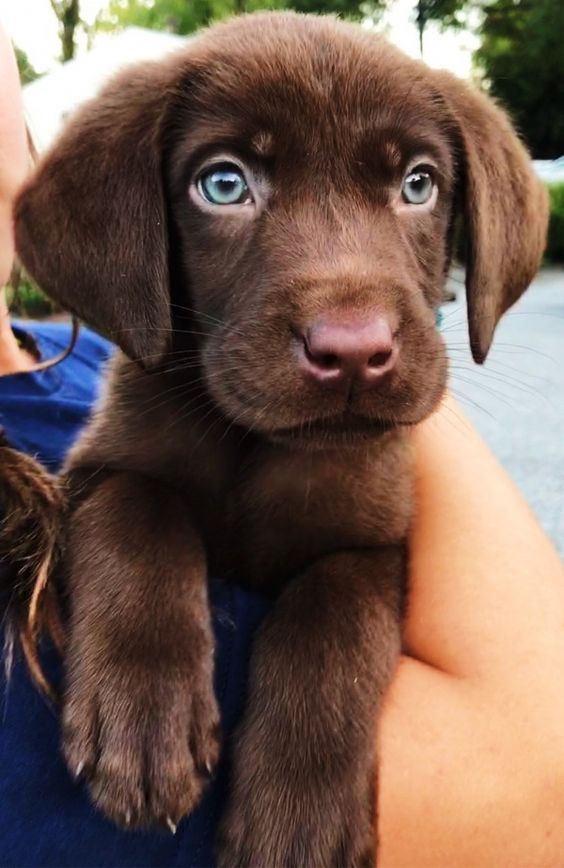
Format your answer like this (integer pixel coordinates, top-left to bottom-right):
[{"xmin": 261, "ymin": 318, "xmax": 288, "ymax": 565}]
[
  {"xmin": 379, "ymin": 657, "xmax": 563, "ymax": 868},
  {"xmin": 378, "ymin": 396, "xmax": 564, "ymax": 866},
  {"xmin": 406, "ymin": 394, "xmax": 564, "ymax": 682},
  {"xmin": 0, "ymin": 21, "xmax": 28, "ymax": 288}
]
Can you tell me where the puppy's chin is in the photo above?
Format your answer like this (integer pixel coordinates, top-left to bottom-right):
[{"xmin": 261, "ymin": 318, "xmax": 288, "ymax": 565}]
[
  {"xmin": 207, "ymin": 388, "xmax": 447, "ymax": 450},
  {"xmin": 264, "ymin": 400, "xmax": 445, "ymax": 451},
  {"xmin": 266, "ymin": 413, "xmax": 395, "ymax": 450},
  {"xmin": 227, "ymin": 397, "xmax": 444, "ymax": 451}
]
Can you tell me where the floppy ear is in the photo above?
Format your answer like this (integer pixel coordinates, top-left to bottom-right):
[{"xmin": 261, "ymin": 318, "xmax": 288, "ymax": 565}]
[
  {"xmin": 15, "ymin": 62, "xmax": 175, "ymax": 365},
  {"xmin": 435, "ymin": 72, "xmax": 549, "ymax": 363}
]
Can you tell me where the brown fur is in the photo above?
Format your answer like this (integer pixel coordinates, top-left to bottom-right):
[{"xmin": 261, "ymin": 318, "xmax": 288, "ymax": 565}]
[{"xmin": 14, "ymin": 13, "xmax": 547, "ymax": 866}]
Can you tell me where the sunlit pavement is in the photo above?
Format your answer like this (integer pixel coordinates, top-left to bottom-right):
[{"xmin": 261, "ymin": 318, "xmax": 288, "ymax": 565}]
[{"xmin": 442, "ymin": 267, "xmax": 564, "ymax": 554}]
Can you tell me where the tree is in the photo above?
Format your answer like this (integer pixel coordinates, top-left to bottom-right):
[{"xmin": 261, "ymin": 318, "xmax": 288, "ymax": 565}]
[
  {"xmin": 98, "ymin": 0, "xmax": 383, "ymax": 36},
  {"xmin": 476, "ymin": 0, "xmax": 564, "ymax": 157},
  {"xmin": 412, "ymin": 0, "xmax": 467, "ymax": 56},
  {"xmin": 99, "ymin": 0, "xmax": 227, "ymax": 34},
  {"xmin": 14, "ymin": 45, "xmax": 39, "ymax": 84},
  {"xmin": 50, "ymin": 0, "xmax": 81, "ymax": 61},
  {"xmin": 289, "ymin": 0, "xmax": 385, "ymax": 20}
]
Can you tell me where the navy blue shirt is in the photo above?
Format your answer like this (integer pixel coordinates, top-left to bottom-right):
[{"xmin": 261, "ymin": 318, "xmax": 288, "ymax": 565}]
[
  {"xmin": 0, "ymin": 322, "xmax": 269, "ymax": 867},
  {"xmin": 0, "ymin": 321, "xmax": 111, "ymax": 469}
]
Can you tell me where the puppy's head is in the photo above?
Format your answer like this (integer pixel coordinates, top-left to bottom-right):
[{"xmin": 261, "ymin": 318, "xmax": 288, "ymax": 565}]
[{"xmin": 15, "ymin": 13, "xmax": 547, "ymax": 447}]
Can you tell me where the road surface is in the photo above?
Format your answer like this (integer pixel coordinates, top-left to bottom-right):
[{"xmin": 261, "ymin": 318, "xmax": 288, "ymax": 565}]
[{"xmin": 443, "ymin": 267, "xmax": 564, "ymax": 554}]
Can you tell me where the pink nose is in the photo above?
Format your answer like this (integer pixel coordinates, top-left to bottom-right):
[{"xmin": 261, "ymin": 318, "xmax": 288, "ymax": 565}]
[{"xmin": 299, "ymin": 313, "xmax": 398, "ymax": 389}]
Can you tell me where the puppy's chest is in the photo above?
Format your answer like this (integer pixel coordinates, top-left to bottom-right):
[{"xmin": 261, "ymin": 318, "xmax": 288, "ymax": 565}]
[{"xmin": 212, "ymin": 436, "xmax": 414, "ymax": 590}]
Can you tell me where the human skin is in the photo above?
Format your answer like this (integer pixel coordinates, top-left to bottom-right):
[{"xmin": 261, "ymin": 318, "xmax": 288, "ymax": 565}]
[
  {"xmin": 2, "ymin": 22, "xmax": 563, "ymax": 866},
  {"xmin": 0, "ymin": 20, "xmax": 34, "ymax": 374},
  {"xmin": 379, "ymin": 396, "xmax": 564, "ymax": 867}
]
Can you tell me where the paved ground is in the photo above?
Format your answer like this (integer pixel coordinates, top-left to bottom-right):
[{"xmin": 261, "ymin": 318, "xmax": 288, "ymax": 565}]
[{"xmin": 443, "ymin": 267, "xmax": 564, "ymax": 554}]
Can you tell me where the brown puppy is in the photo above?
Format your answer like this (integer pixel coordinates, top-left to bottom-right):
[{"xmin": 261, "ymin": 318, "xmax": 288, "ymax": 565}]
[{"xmin": 15, "ymin": 13, "xmax": 547, "ymax": 867}]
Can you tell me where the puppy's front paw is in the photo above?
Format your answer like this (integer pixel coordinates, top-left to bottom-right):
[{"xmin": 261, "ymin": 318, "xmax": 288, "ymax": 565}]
[
  {"xmin": 62, "ymin": 643, "xmax": 220, "ymax": 829},
  {"xmin": 218, "ymin": 729, "xmax": 376, "ymax": 868}
]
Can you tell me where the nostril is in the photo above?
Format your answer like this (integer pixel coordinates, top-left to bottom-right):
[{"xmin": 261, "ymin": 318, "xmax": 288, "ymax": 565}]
[
  {"xmin": 303, "ymin": 336, "xmax": 342, "ymax": 371},
  {"xmin": 318, "ymin": 353, "xmax": 341, "ymax": 370},
  {"xmin": 368, "ymin": 348, "xmax": 393, "ymax": 369}
]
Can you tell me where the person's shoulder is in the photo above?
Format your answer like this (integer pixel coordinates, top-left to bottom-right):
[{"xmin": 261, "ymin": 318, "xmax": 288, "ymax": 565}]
[{"xmin": 3, "ymin": 322, "xmax": 115, "ymax": 468}]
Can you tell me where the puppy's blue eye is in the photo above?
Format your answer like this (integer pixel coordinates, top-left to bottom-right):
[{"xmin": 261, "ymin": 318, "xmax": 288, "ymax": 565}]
[
  {"xmin": 197, "ymin": 163, "xmax": 250, "ymax": 206},
  {"xmin": 402, "ymin": 168, "xmax": 435, "ymax": 205}
]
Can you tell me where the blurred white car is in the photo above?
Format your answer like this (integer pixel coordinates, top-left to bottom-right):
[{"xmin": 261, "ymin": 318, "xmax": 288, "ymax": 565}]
[{"xmin": 533, "ymin": 156, "xmax": 564, "ymax": 184}]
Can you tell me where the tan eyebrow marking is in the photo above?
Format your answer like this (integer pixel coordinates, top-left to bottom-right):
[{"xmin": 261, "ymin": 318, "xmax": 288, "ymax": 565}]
[
  {"xmin": 382, "ymin": 140, "xmax": 402, "ymax": 168},
  {"xmin": 251, "ymin": 130, "xmax": 275, "ymax": 157}
]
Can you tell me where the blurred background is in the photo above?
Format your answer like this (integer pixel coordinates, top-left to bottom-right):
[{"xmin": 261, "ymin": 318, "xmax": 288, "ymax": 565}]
[{"xmin": 1, "ymin": 0, "xmax": 563, "ymax": 551}]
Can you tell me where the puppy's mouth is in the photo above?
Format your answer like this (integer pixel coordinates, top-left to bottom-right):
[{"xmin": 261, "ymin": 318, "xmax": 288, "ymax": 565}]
[{"xmin": 270, "ymin": 411, "xmax": 398, "ymax": 446}]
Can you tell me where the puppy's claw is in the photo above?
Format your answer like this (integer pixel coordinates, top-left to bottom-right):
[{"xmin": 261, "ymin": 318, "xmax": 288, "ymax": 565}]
[
  {"xmin": 166, "ymin": 816, "xmax": 177, "ymax": 835},
  {"xmin": 74, "ymin": 760, "xmax": 85, "ymax": 779},
  {"xmin": 125, "ymin": 810, "xmax": 132, "ymax": 827}
]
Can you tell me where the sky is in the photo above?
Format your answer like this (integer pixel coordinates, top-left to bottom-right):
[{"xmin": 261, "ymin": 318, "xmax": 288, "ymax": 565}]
[{"xmin": 0, "ymin": 0, "xmax": 478, "ymax": 77}]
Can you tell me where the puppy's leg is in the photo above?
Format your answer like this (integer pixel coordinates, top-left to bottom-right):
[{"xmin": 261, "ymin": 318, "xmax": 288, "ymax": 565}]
[
  {"xmin": 61, "ymin": 471, "xmax": 219, "ymax": 829},
  {"xmin": 219, "ymin": 547, "xmax": 404, "ymax": 868}
]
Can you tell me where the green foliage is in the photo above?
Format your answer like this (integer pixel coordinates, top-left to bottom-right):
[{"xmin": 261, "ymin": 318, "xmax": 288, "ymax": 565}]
[
  {"xmin": 546, "ymin": 183, "xmax": 564, "ymax": 263},
  {"xmin": 99, "ymin": 0, "xmax": 229, "ymax": 34},
  {"xmin": 6, "ymin": 276, "xmax": 57, "ymax": 319},
  {"xmin": 98, "ymin": 0, "xmax": 383, "ymax": 35},
  {"xmin": 97, "ymin": 0, "xmax": 466, "ymax": 57},
  {"xmin": 13, "ymin": 45, "xmax": 39, "ymax": 84},
  {"xmin": 476, "ymin": 0, "xmax": 564, "ymax": 158},
  {"xmin": 288, "ymin": 0, "xmax": 385, "ymax": 20}
]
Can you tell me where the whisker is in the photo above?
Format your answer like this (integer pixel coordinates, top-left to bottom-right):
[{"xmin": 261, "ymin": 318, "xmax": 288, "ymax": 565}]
[
  {"xmin": 118, "ymin": 326, "xmax": 220, "ymax": 339},
  {"xmin": 438, "ymin": 305, "xmax": 465, "ymax": 322},
  {"xmin": 448, "ymin": 364, "xmax": 548, "ymax": 403},
  {"xmin": 133, "ymin": 380, "xmax": 208, "ymax": 419},
  {"xmin": 482, "ymin": 357, "xmax": 552, "ymax": 385},
  {"xmin": 425, "ymin": 398, "xmax": 473, "ymax": 440},
  {"xmin": 449, "ymin": 388, "xmax": 498, "ymax": 421},
  {"xmin": 449, "ymin": 373, "xmax": 515, "ymax": 412},
  {"xmin": 160, "ymin": 393, "xmax": 211, "ymax": 437},
  {"xmin": 502, "ymin": 309, "xmax": 564, "ymax": 320},
  {"xmin": 128, "ymin": 348, "xmax": 203, "ymax": 365},
  {"xmin": 447, "ymin": 342, "xmax": 556, "ymax": 361},
  {"xmin": 169, "ymin": 302, "xmax": 248, "ymax": 338}
]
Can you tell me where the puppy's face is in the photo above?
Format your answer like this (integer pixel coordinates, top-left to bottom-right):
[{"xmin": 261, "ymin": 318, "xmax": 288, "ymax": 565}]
[
  {"xmin": 15, "ymin": 13, "xmax": 548, "ymax": 448},
  {"xmin": 167, "ymin": 22, "xmax": 453, "ymax": 444}
]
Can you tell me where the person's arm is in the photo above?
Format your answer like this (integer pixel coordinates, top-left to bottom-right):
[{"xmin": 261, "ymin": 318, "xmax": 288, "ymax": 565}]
[
  {"xmin": 379, "ymin": 395, "xmax": 564, "ymax": 867},
  {"xmin": 0, "ymin": 20, "xmax": 34, "ymax": 375},
  {"xmin": 0, "ymin": 21, "xmax": 27, "ymax": 288}
]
